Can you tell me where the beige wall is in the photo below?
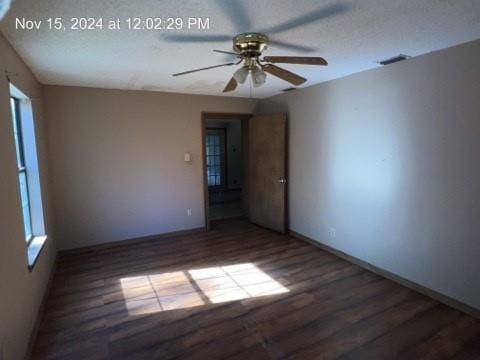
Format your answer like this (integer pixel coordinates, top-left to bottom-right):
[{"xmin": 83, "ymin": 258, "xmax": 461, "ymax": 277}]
[
  {"xmin": 259, "ymin": 39, "xmax": 480, "ymax": 310},
  {"xmin": 0, "ymin": 34, "xmax": 56, "ymax": 360},
  {"xmin": 44, "ymin": 86, "xmax": 257, "ymax": 250}
]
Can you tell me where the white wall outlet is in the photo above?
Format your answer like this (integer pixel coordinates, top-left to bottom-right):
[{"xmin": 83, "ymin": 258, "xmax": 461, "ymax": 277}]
[
  {"xmin": 184, "ymin": 153, "xmax": 191, "ymax": 162},
  {"xmin": 328, "ymin": 227, "xmax": 336, "ymax": 239},
  {"xmin": 187, "ymin": 209, "xmax": 192, "ymax": 216}
]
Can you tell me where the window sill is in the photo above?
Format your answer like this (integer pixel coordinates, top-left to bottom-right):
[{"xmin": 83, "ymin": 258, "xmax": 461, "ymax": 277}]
[{"xmin": 27, "ymin": 235, "xmax": 47, "ymax": 271}]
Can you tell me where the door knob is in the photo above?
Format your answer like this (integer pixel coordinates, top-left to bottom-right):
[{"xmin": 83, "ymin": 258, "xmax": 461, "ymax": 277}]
[{"xmin": 278, "ymin": 178, "xmax": 287, "ymax": 183}]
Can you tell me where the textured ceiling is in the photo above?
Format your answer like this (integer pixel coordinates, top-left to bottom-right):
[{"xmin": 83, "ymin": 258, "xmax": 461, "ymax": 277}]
[{"xmin": 1, "ymin": 0, "xmax": 480, "ymax": 98}]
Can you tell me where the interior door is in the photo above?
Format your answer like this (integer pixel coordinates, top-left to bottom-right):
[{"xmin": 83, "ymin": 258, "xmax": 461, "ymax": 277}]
[{"xmin": 249, "ymin": 113, "xmax": 287, "ymax": 233}]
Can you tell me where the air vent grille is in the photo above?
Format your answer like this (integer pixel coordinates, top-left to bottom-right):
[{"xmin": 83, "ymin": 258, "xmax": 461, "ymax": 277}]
[
  {"xmin": 282, "ymin": 87, "xmax": 296, "ymax": 92},
  {"xmin": 379, "ymin": 54, "xmax": 410, "ymax": 66}
]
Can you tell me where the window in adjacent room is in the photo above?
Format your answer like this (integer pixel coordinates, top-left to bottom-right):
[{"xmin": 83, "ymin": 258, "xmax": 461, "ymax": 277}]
[
  {"xmin": 205, "ymin": 129, "xmax": 226, "ymax": 187},
  {"xmin": 9, "ymin": 83, "xmax": 47, "ymax": 269}
]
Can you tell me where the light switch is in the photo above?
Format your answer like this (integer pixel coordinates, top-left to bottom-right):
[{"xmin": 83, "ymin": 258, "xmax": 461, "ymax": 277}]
[{"xmin": 184, "ymin": 153, "xmax": 191, "ymax": 162}]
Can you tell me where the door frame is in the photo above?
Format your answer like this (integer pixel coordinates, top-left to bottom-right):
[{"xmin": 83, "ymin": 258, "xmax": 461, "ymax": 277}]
[{"xmin": 201, "ymin": 112, "xmax": 252, "ymax": 230}]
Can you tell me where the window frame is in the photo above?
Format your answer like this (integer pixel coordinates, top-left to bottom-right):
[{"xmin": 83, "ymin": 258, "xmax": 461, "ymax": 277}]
[
  {"xmin": 11, "ymin": 96, "xmax": 34, "ymax": 245},
  {"xmin": 205, "ymin": 128, "xmax": 227, "ymax": 189}
]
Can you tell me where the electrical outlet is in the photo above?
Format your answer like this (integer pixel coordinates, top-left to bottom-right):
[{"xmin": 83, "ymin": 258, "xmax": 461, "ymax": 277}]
[
  {"xmin": 328, "ymin": 227, "xmax": 336, "ymax": 239},
  {"xmin": 187, "ymin": 209, "xmax": 192, "ymax": 216}
]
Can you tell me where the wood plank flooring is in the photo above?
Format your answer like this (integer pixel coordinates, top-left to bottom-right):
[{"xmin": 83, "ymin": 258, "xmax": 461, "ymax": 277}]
[{"xmin": 31, "ymin": 218, "xmax": 480, "ymax": 359}]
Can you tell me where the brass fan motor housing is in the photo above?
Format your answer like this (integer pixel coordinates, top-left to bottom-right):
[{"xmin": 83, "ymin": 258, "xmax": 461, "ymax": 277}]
[{"xmin": 233, "ymin": 33, "xmax": 269, "ymax": 57}]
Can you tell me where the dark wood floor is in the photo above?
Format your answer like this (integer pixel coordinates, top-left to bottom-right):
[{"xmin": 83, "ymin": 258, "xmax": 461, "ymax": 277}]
[{"xmin": 32, "ymin": 219, "xmax": 480, "ymax": 359}]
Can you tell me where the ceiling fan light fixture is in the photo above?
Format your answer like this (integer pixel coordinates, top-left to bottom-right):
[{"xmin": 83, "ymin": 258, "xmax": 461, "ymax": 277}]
[
  {"xmin": 233, "ymin": 66, "xmax": 249, "ymax": 84},
  {"xmin": 251, "ymin": 67, "xmax": 267, "ymax": 87},
  {"xmin": 171, "ymin": 32, "xmax": 329, "ymax": 92}
]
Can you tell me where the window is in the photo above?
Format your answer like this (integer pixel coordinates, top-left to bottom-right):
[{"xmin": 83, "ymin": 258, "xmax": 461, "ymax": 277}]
[
  {"xmin": 10, "ymin": 97, "xmax": 33, "ymax": 242},
  {"xmin": 9, "ymin": 83, "xmax": 47, "ymax": 269},
  {"xmin": 206, "ymin": 130, "xmax": 225, "ymax": 187}
]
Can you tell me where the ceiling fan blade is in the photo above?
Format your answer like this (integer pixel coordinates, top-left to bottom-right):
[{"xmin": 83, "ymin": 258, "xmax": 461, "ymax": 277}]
[
  {"xmin": 263, "ymin": 56, "xmax": 328, "ymax": 66},
  {"xmin": 215, "ymin": 0, "xmax": 252, "ymax": 32},
  {"xmin": 223, "ymin": 77, "xmax": 238, "ymax": 92},
  {"xmin": 172, "ymin": 62, "xmax": 235, "ymax": 77},
  {"xmin": 260, "ymin": 3, "xmax": 348, "ymax": 35},
  {"xmin": 163, "ymin": 34, "xmax": 232, "ymax": 43},
  {"xmin": 262, "ymin": 64, "xmax": 306, "ymax": 86},
  {"xmin": 269, "ymin": 39, "xmax": 316, "ymax": 53},
  {"xmin": 213, "ymin": 49, "xmax": 239, "ymax": 56}
]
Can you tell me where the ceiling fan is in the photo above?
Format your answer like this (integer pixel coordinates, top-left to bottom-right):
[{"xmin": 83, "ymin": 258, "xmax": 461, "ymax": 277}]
[
  {"xmin": 172, "ymin": 32, "xmax": 328, "ymax": 92},
  {"xmin": 167, "ymin": 2, "xmax": 348, "ymax": 93}
]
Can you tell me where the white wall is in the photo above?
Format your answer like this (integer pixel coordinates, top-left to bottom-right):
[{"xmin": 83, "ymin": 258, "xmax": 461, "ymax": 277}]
[
  {"xmin": 259, "ymin": 39, "xmax": 480, "ymax": 310},
  {"xmin": 44, "ymin": 86, "xmax": 256, "ymax": 250},
  {"xmin": 0, "ymin": 33, "xmax": 56, "ymax": 360}
]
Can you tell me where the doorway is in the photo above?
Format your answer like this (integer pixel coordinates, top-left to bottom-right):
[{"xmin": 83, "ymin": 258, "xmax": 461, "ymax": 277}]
[
  {"xmin": 205, "ymin": 117, "xmax": 245, "ymax": 221},
  {"xmin": 202, "ymin": 112, "xmax": 288, "ymax": 232}
]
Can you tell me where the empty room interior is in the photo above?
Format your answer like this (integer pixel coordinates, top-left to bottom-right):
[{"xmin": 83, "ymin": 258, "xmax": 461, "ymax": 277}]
[{"xmin": 1, "ymin": 0, "xmax": 480, "ymax": 359}]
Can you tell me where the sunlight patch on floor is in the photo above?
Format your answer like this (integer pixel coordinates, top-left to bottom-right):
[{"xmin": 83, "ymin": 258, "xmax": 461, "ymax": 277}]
[{"xmin": 120, "ymin": 263, "xmax": 289, "ymax": 315}]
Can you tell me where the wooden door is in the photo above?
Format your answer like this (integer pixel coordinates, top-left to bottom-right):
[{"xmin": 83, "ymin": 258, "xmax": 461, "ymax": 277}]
[{"xmin": 248, "ymin": 113, "xmax": 287, "ymax": 233}]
